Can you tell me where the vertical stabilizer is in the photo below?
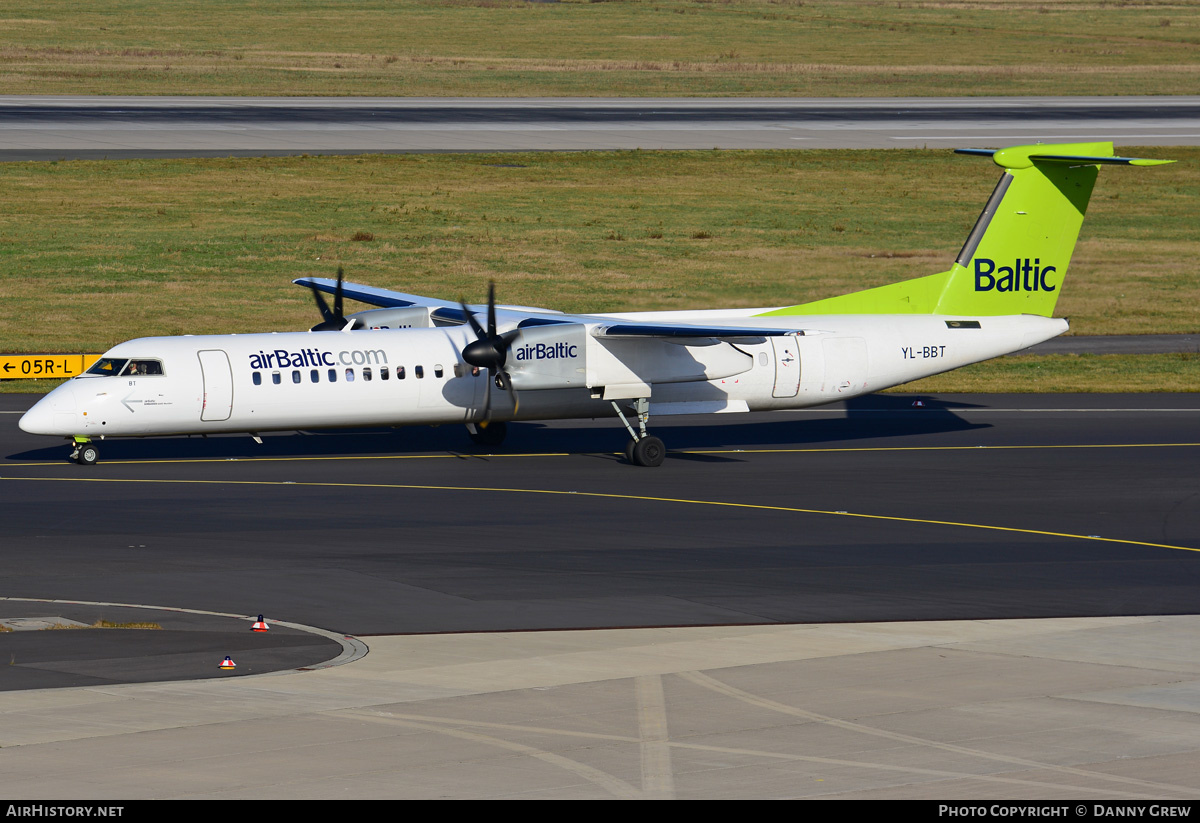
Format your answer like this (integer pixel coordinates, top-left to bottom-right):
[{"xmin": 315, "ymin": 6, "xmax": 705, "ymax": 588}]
[
  {"xmin": 935, "ymin": 142, "xmax": 1105, "ymax": 316},
  {"xmin": 759, "ymin": 143, "xmax": 1171, "ymax": 318}
]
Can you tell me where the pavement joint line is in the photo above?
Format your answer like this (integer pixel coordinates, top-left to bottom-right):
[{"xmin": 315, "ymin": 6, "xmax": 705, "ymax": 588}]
[
  {"xmin": 3, "ymin": 440, "xmax": 1199, "ymax": 468},
  {"xmin": 0, "ymin": 596, "xmax": 367, "ymax": 672},
  {"xmin": 340, "ymin": 705, "xmax": 1183, "ymax": 798},
  {"xmin": 4, "ymin": 474, "xmax": 1197, "ymax": 555},
  {"xmin": 652, "ymin": 739, "xmax": 1180, "ymax": 799},
  {"xmin": 679, "ymin": 670, "xmax": 1196, "ymax": 798}
]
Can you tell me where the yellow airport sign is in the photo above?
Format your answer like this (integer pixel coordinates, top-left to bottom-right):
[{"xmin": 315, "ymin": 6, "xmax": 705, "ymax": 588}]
[{"xmin": 0, "ymin": 354, "xmax": 101, "ymax": 379}]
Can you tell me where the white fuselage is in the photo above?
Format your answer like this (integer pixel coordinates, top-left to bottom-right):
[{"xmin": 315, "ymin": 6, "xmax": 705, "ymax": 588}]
[{"xmin": 19, "ymin": 311, "xmax": 1067, "ymax": 440}]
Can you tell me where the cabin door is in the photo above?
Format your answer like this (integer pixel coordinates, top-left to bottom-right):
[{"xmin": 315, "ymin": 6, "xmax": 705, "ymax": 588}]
[
  {"xmin": 771, "ymin": 335, "xmax": 801, "ymax": 398},
  {"xmin": 198, "ymin": 349, "xmax": 234, "ymax": 421}
]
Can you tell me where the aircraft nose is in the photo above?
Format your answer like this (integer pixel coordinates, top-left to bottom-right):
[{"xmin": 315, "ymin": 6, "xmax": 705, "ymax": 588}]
[{"xmin": 19, "ymin": 382, "xmax": 78, "ymax": 436}]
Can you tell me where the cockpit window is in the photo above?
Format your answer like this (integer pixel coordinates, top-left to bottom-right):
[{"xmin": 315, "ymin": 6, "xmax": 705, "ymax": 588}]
[
  {"xmin": 122, "ymin": 360, "xmax": 164, "ymax": 376},
  {"xmin": 86, "ymin": 358, "xmax": 166, "ymax": 377},
  {"xmin": 85, "ymin": 358, "xmax": 128, "ymax": 376}
]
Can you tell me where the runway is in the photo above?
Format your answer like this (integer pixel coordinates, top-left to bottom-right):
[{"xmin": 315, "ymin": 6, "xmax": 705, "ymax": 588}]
[{"xmin": 2, "ymin": 95, "xmax": 1198, "ymax": 159}]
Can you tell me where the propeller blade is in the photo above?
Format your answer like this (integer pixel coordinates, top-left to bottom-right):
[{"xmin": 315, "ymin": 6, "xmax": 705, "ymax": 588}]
[
  {"xmin": 486, "ymin": 281, "xmax": 497, "ymax": 339},
  {"xmin": 498, "ymin": 369, "xmax": 519, "ymax": 416},
  {"xmin": 480, "ymin": 369, "xmax": 494, "ymax": 425},
  {"xmin": 309, "ymin": 285, "xmax": 335, "ymax": 324},
  {"xmin": 333, "ymin": 267, "xmax": 345, "ymax": 319},
  {"xmin": 309, "ymin": 267, "xmax": 359, "ymax": 332},
  {"xmin": 458, "ymin": 299, "xmax": 487, "ymax": 340},
  {"xmin": 459, "ymin": 281, "xmax": 519, "ymax": 423}
]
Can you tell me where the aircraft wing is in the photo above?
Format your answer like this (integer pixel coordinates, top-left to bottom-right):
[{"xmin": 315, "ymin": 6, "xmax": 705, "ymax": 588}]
[
  {"xmin": 294, "ymin": 277, "xmax": 461, "ymax": 310},
  {"xmin": 295, "ymin": 277, "xmax": 568, "ymax": 326},
  {"xmin": 295, "ymin": 277, "xmax": 807, "ymax": 340}
]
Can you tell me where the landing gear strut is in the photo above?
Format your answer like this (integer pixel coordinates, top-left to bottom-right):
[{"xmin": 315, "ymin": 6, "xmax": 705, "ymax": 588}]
[{"xmin": 613, "ymin": 398, "xmax": 665, "ymax": 467}]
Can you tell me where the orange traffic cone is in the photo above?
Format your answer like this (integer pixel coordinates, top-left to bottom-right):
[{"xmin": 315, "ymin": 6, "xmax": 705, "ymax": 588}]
[
  {"xmin": 251, "ymin": 614, "xmax": 269, "ymax": 632},
  {"xmin": 219, "ymin": 656, "xmax": 236, "ymax": 670}
]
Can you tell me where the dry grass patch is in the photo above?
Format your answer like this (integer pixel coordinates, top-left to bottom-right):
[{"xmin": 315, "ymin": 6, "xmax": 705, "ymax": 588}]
[
  {"xmin": 0, "ymin": 1, "xmax": 1198, "ymax": 96},
  {"xmin": 42, "ymin": 619, "xmax": 162, "ymax": 630}
]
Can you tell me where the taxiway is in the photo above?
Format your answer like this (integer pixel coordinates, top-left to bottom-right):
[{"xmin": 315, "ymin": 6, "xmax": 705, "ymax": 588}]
[{"xmin": 2, "ymin": 392, "xmax": 1199, "ymax": 797}]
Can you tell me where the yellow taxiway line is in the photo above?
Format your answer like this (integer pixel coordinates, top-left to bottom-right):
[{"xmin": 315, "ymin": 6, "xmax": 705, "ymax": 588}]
[
  {"xmin": 4, "ymin": 441, "xmax": 1199, "ymax": 468},
  {"xmin": 5, "ymin": 471, "xmax": 1197, "ymax": 554}
]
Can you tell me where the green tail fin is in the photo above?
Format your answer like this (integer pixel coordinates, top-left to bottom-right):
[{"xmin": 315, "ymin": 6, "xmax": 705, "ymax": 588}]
[{"xmin": 759, "ymin": 142, "xmax": 1172, "ymax": 318}]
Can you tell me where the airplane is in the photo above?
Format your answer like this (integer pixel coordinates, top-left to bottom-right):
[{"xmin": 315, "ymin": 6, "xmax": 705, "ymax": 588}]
[{"xmin": 19, "ymin": 141, "xmax": 1171, "ymax": 467}]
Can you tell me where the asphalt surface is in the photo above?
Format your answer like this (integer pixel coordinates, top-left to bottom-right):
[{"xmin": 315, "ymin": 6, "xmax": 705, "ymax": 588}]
[
  {"xmin": 4, "ymin": 391, "xmax": 1198, "ymax": 691},
  {"xmin": 0, "ymin": 601, "xmax": 347, "ymax": 691},
  {"xmin": 2, "ymin": 95, "xmax": 1197, "ymax": 159}
]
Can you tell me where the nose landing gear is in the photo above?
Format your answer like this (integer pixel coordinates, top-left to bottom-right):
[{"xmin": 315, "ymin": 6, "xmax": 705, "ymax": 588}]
[{"xmin": 69, "ymin": 438, "xmax": 98, "ymax": 465}]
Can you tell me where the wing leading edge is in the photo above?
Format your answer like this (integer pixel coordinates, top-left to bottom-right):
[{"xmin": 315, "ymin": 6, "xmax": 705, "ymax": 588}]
[{"xmin": 295, "ymin": 277, "xmax": 807, "ymax": 340}]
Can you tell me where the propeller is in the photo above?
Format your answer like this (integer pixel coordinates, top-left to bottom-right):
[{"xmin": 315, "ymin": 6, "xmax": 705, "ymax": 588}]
[
  {"xmin": 307, "ymin": 267, "xmax": 364, "ymax": 332},
  {"xmin": 459, "ymin": 282, "xmax": 519, "ymax": 424}
]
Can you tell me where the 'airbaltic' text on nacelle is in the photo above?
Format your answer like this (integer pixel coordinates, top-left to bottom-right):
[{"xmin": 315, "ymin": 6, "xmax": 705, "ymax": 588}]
[{"xmin": 513, "ymin": 342, "xmax": 579, "ymax": 361}]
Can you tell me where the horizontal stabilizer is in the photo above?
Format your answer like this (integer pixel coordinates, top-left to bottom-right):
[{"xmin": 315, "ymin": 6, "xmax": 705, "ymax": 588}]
[{"xmin": 955, "ymin": 145, "xmax": 1173, "ymax": 168}]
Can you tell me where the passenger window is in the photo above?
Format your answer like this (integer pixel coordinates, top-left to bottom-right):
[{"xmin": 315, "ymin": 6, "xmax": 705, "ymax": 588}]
[
  {"xmin": 434, "ymin": 364, "xmax": 444, "ymax": 378},
  {"xmin": 292, "ymin": 370, "xmax": 301, "ymax": 384},
  {"xmin": 363, "ymin": 367, "xmax": 373, "ymax": 382},
  {"xmin": 328, "ymin": 369, "xmax": 337, "ymax": 383},
  {"xmin": 345, "ymin": 368, "xmax": 355, "ymax": 382},
  {"xmin": 310, "ymin": 369, "xmax": 319, "ymax": 383},
  {"xmin": 415, "ymin": 365, "xmax": 424, "ymax": 379},
  {"xmin": 272, "ymin": 372, "xmax": 281, "ymax": 385},
  {"xmin": 380, "ymin": 367, "xmax": 390, "ymax": 381},
  {"xmin": 397, "ymin": 366, "xmax": 406, "ymax": 380},
  {"xmin": 252, "ymin": 372, "xmax": 262, "ymax": 386}
]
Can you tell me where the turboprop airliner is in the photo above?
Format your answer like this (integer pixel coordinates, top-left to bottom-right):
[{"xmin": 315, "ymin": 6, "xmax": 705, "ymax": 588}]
[{"xmin": 20, "ymin": 142, "xmax": 1171, "ymax": 466}]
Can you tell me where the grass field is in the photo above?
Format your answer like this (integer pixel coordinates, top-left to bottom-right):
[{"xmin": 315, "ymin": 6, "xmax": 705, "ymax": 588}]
[
  {"xmin": 0, "ymin": 146, "xmax": 1194, "ymax": 394},
  {"xmin": 0, "ymin": 147, "xmax": 1193, "ymax": 353},
  {"xmin": 1, "ymin": 1, "xmax": 1198, "ymax": 97}
]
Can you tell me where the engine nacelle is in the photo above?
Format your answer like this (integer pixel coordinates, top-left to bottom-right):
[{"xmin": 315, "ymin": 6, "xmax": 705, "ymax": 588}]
[
  {"xmin": 505, "ymin": 323, "xmax": 754, "ymax": 394},
  {"xmin": 506, "ymin": 324, "xmax": 588, "ymax": 390}
]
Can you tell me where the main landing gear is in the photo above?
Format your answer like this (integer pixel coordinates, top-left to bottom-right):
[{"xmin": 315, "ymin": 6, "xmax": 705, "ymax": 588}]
[
  {"xmin": 613, "ymin": 398, "xmax": 665, "ymax": 468},
  {"xmin": 69, "ymin": 438, "xmax": 98, "ymax": 465}
]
